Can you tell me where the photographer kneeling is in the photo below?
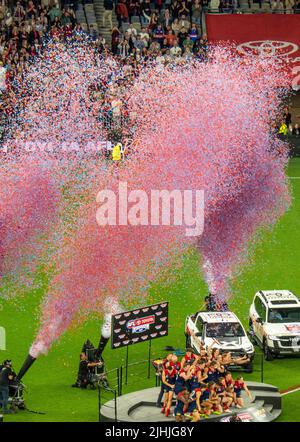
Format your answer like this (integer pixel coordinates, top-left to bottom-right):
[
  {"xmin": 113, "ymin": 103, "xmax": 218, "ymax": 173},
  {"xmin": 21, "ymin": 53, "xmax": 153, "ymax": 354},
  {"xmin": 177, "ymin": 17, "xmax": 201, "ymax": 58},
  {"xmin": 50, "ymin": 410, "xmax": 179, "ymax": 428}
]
[{"xmin": 0, "ymin": 360, "xmax": 14, "ymax": 414}]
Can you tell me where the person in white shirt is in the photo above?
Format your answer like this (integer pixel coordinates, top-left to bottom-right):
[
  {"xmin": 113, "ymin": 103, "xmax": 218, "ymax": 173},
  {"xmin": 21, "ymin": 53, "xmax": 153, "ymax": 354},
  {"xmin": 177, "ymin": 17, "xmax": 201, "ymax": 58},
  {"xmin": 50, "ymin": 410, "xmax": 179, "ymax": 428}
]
[
  {"xmin": 0, "ymin": 61, "xmax": 6, "ymax": 92},
  {"xmin": 170, "ymin": 40, "xmax": 182, "ymax": 57},
  {"xmin": 126, "ymin": 23, "xmax": 138, "ymax": 38}
]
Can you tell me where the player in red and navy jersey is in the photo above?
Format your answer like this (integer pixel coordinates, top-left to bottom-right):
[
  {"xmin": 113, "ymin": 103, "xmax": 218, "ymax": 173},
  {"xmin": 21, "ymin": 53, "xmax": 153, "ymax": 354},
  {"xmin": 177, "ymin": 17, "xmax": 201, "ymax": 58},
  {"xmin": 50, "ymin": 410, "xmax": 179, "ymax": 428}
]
[
  {"xmin": 233, "ymin": 376, "xmax": 253, "ymax": 408},
  {"xmin": 199, "ymin": 383, "xmax": 213, "ymax": 416},
  {"xmin": 208, "ymin": 381, "xmax": 223, "ymax": 414},
  {"xmin": 174, "ymin": 364, "xmax": 192, "ymax": 395},
  {"xmin": 161, "ymin": 363, "xmax": 177, "ymax": 417},
  {"xmin": 225, "ymin": 372, "xmax": 234, "ymax": 388},
  {"xmin": 216, "ymin": 377, "xmax": 232, "ymax": 412},
  {"xmin": 195, "ymin": 359, "xmax": 208, "ymax": 383},
  {"xmin": 181, "ymin": 349, "xmax": 198, "ymax": 368}
]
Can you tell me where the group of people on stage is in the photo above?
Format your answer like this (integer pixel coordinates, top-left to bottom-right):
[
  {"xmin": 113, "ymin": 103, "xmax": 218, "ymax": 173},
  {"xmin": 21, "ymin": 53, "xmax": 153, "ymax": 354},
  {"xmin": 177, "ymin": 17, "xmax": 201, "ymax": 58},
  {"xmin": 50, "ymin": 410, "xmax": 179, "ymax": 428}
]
[{"xmin": 157, "ymin": 346, "xmax": 252, "ymax": 421}]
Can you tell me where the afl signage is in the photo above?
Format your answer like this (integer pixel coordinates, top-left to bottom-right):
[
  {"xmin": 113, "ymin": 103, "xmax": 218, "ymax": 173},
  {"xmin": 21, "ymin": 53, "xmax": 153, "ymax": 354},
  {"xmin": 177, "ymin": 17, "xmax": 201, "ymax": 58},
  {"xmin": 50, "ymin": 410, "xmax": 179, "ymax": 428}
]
[
  {"xmin": 126, "ymin": 315, "xmax": 155, "ymax": 333},
  {"xmin": 111, "ymin": 301, "xmax": 169, "ymax": 349}
]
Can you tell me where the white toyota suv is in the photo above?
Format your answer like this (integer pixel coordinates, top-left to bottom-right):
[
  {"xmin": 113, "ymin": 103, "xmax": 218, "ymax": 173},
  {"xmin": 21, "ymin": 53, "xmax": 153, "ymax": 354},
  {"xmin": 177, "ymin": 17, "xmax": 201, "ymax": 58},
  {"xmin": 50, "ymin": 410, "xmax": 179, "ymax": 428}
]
[
  {"xmin": 249, "ymin": 290, "xmax": 300, "ymax": 360},
  {"xmin": 185, "ymin": 311, "xmax": 255, "ymax": 371}
]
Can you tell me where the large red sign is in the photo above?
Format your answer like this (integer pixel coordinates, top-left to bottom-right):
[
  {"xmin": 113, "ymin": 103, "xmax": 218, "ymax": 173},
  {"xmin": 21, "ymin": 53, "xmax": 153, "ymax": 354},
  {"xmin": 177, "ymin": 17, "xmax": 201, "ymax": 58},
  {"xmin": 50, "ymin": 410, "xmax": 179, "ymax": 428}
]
[{"xmin": 206, "ymin": 14, "xmax": 300, "ymax": 90}]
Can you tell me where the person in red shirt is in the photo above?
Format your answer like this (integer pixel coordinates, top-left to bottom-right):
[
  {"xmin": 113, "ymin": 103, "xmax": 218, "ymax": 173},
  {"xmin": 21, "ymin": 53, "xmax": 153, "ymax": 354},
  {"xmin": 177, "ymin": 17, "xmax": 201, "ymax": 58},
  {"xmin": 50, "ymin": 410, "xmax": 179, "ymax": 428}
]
[
  {"xmin": 165, "ymin": 29, "xmax": 176, "ymax": 48},
  {"xmin": 116, "ymin": 0, "xmax": 129, "ymax": 27},
  {"xmin": 161, "ymin": 363, "xmax": 177, "ymax": 417},
  {"xmin": 225, "ymin": 372, "xmax": 233, "ymax": 388},
  {"xmin": 233, "ymin": 376, "xmax": 253, "ymax": 408},
  {"xmin": 181, "ymin": 349, "xmax": 197, "ymax": 368}
]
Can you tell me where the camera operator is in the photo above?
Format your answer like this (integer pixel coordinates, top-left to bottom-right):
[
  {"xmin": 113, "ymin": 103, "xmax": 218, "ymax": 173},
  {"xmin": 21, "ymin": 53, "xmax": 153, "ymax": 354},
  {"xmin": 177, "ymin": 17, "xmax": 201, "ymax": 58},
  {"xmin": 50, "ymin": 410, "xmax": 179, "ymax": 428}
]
[
  {"xmin": 0, "ymin": 360, "xmax": 14, "ymax": 414},
  {"xmin": 72, "ymin": 353, "xmax": 100, "ymax": 389}
]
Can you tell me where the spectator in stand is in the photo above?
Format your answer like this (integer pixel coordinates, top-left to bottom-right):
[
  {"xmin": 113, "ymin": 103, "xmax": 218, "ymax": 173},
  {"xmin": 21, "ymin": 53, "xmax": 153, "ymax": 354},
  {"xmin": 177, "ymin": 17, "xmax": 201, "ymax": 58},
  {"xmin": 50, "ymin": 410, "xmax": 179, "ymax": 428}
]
[
  {"xmin": 126, "ymin": 23, "xmax": 137, "ymax": 38},
  {"xmin": 116, "ymin": 0, "xmax": 129, "ymax": 28},
  {"xmin": 192, "ymin": 0, "xmax": 202, "ymax": 25},
  {"xmin": 140, "ymin": 0, "xmax": 151, "ymax": 26},
  {"xmin": 140, "ymin": 26, "xmax": 150, "ymax": 47},
  {"xmin": 283, "ymin": 107, "xmax": 292, "ymax": 126},
  {"xmin": 128, "ymin": 0, "xmax": 141, "ymax": 23},
  {"xmin": 111, "ymin": 26, "xmax": 121, "ymax": 54},
  {"xmin": 189, "ymin": 23, "xmax": 199, "ymax": 43},
  {"xmin": 178, "ymin": 1, "xmax": 190, "ymax": 18},
  {"xmin": 170, "ymin": 39, "xmax": 182, "ymax": 57},
  {"xmin": 134, "ymin": 34, "xmax": 145, "ymax": 51},
  {"xmin": 103, "ymin": 0, "xmax": 114, "ymax": 30},
  {"xmin": 293, "ymin": 123, "xmax": 300, "ymax": 136},
  {"xmin": 165, "ymin": 29, "xmax": 176, "ymax": 47},
  {"xmin": 89, "ymin": 24, "xmax": 98, "ymax": 41},
  {"xmin": 178, "ymin": 26, "xmax": 189, "ymax": 49},
  {"xmin": 171, "ymin": 18, "xmax": 181, "ymax": 35},
  {"xmin": 183, "ymin": 35, "xmax": 193, "ymax": 52},
  {"xmin": 171, "ymin": 0, "xmax": 181, "ymax": 19},
  {"xmin": 163, "ymin": 7, "xmax": 171, "ymax": 28},
  {"xmin": 148, "ymin": 10, "xmax": 159, "ymax": 30},
  {"xmin": 153, "ymin": 23, "xmax": 165, "ymax": 47},
  {"xmin": 48, "ymin": 2, "xmax": 62, "ymax": 24},
  {"xmin": 0, "ymin": 60, "xmax": 6, "ymax": 92},
  {"xmin": 155, "ymin": 0, "xmax": 164, "ymax": 13},
  {"xmin": 294, "ymin": 0, "xmax": 300, "ymax": 12},
  {"xmin": 118, "ymin": 35, "xmax": 130, "ymax": 58},
  {"xmin": 272, "ymin": 0, "xmax": 284, "ymax": 11},
  {"xmin": 278, "ymin": 120, "xmax": 288, "ymax": 135},
  {"xmin": 178, "ymin": 14, "xmax": 190, "ymax": 30},
  {"xmin": 285, "ymin": 0, "xmax": 295, "ymax": 12}
]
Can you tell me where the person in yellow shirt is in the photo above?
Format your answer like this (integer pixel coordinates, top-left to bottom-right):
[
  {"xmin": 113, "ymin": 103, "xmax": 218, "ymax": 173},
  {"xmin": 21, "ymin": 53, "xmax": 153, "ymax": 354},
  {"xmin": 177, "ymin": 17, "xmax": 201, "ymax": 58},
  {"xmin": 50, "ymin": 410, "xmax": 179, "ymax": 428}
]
[
  {"xmin": 278, "ymin": 121, "xmax": 288, "ymax": 136},
  {"xmin": 112, "ymin": 142, "xmax": 122, "ymax": 161}
]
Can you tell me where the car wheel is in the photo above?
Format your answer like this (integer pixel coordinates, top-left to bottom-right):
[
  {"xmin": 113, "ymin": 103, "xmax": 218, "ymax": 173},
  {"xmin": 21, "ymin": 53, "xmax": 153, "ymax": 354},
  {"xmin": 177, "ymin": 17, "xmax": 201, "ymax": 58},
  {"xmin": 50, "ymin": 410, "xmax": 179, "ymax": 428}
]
[
  {"xmin": 263, "ymin": 341, "xmax": 274, "ymax": 361},
  {"xmin": 244, "ymin": 362, "xmax": 253, "ymax": 373}
]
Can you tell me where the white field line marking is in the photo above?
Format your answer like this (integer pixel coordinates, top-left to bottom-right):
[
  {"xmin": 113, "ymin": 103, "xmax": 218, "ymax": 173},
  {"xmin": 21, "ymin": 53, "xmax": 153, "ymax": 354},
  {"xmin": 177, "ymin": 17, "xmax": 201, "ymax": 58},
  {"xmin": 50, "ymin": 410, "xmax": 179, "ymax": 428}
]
[
  {"xmin": 281, "ymin": 387, "xmax": 300, "ymax": 397},
  {"xmin": 290, "ymin": 177, "xmax": 300, "ymax": 179}
]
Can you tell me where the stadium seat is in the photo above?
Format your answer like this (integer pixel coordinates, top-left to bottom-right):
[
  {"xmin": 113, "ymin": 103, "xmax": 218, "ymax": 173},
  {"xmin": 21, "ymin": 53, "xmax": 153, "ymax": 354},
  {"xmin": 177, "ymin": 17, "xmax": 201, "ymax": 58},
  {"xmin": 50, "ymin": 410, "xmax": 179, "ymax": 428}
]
[
  {"xmin": 84, "ymin": 5, "xmax": 94, "ymax": 13},
  {"xmin": 122, "ymin": 22, "xmax": 130, "ymax": 33},
  {"xmin": 131, "ymin": 16, "xmax": 141, "ymax": 24},
  {"xmin": 132, "ymin": 22, "xmax": 141, "ymax": 33}
]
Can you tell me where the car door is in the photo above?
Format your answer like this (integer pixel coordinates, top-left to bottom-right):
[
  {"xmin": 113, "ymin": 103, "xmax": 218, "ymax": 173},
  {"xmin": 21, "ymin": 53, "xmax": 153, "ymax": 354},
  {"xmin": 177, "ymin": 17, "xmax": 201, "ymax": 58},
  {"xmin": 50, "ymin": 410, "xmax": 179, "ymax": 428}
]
[
  {"xmin": 191, "ymin": 316, "xmax": 204, "ymax": 350},
  {"xmin": 253, "ymin": 297, "xmax": 266, "ymax": 343}
]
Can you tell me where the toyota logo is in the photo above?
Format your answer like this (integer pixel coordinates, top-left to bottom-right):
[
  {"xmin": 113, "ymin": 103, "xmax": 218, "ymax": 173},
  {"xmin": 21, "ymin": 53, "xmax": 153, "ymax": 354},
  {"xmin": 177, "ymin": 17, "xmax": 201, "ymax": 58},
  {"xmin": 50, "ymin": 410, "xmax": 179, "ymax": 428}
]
[{"xmin": 237, "ymin": 40, "xmax": 299, "ymax": 58}]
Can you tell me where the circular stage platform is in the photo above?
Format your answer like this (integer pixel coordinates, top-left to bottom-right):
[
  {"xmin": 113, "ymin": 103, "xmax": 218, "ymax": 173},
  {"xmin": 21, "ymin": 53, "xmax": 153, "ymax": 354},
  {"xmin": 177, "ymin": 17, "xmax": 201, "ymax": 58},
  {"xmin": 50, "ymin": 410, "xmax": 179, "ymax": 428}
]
[{"xmin": 100, "ymin": 382, "xmax": 281, "ymax": 422}]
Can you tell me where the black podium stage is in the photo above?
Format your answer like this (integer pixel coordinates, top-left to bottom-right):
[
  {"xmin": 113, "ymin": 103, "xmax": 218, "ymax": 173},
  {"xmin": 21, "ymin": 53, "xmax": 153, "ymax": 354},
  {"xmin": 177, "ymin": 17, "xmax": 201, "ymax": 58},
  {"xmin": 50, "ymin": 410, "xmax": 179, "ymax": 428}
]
[{"xmin": 100, "ymin": 382, "xmax": 281, "ymax": 422}]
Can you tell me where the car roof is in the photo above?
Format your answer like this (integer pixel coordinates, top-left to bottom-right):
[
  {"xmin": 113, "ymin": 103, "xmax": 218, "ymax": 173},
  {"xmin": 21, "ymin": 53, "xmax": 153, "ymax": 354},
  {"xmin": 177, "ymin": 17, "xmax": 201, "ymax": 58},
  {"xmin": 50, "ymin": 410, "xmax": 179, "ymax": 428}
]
[
  {"xmin": 198, "ymin": 311, "xmax": 239, "ymax": 323},
  {"xmin": 258, "ymin": 290, "xmax": 300, "ymax": 306}
]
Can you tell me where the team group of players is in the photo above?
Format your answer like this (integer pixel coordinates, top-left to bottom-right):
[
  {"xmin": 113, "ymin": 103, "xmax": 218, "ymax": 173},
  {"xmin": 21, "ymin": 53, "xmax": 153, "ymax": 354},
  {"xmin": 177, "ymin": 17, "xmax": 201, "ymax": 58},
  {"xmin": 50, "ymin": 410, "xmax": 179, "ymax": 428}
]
[{"xmin": 158, "ymin": 346, "xmax": 253, "ymax": 421}]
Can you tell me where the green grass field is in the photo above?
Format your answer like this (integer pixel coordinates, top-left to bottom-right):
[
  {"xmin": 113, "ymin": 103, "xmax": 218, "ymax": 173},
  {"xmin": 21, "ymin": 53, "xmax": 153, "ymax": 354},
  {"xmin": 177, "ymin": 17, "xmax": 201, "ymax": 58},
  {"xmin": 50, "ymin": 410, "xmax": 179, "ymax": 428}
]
[{"xmin": 1, "ymin": 158, "xmax": 300, "ymax": 422}]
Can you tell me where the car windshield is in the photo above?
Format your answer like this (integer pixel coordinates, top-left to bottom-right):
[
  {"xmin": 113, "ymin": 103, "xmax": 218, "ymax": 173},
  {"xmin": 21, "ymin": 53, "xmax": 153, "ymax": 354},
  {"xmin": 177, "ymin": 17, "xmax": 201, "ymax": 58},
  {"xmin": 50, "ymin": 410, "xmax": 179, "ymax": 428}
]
[
  {"xmin": 206, "ymin": 322, "xmax": 245, "ymax": 338},
  {"xmin": 268, "ymin": 308, "xmax": 300, "ymax": 324}
]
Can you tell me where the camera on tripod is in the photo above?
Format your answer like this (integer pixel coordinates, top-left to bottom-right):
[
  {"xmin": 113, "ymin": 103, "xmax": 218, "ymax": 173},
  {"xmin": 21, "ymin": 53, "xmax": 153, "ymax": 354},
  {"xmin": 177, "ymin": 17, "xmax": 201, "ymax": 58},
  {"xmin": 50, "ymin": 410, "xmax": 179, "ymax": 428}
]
[{"xmin": 72, "ymin": 340, "xmax": 110, "ymax": 390}]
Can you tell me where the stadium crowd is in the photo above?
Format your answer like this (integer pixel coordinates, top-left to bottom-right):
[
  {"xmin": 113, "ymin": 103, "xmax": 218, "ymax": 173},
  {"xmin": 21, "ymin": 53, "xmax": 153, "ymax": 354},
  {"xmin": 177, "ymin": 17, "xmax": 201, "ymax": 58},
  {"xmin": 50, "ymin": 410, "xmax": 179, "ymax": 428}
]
[
  {"xmin": 0, "ymin": 1, "xmax": 299, "ymax": 146},
  {"xmin": 155, "ymin": 346, "xmax": 252, "ymax": 421}
]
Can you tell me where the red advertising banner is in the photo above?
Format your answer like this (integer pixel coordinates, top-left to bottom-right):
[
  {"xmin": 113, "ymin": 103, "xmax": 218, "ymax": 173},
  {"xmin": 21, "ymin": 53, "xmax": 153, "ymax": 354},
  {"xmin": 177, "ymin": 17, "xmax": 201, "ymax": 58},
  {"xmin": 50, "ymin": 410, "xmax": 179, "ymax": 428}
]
[{"xmin": 206, "ymin": 14, "xmax": 300, "ymax": 90}]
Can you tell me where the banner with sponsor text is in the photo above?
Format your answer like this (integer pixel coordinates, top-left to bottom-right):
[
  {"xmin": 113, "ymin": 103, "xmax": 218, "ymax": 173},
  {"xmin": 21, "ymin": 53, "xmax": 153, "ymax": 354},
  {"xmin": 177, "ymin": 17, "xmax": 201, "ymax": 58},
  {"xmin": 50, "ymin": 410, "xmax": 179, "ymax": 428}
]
[
  {"xmin": 206, "ymin": 14, "xmax": 300, "ymax": 90},
  {"xmin": 111, "ymin": 302, "xmax": 169, "ymax": 349}
]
